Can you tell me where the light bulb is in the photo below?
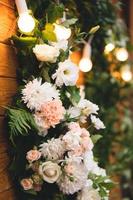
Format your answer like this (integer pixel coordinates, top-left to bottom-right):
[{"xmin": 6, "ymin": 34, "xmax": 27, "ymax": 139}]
[
  {"xmin": 115, "ymin": 48, "xmax": 128, "ymax": 61},
  {"xmin": 104, "ymin": 43, "xmax": 115, "ymax": 54},
  {"xmin": 18, "ymin": 13, "xmax": 35, "ymax": 34},
  {"xmin": 54, "ymin": 24, "xmax": 71, "ymax": 41},
  {"xmin": 121, "ymin": 65, "xmax": 132, "ymax": 82},
  {"xmin": 79, "ymin": 58, "xmax": 93, "ymax": 72}
]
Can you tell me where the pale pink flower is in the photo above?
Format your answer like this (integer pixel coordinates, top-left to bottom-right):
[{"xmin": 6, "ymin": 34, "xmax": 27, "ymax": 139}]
[
  {"xmin": 68, "ymin": 122, "xmax": 81, "ymax": 133},
  {"xmin": 71, "ymin": 146, "xmax": 84, "ymax": 156},
  {"xmin": 35, "ymin": 100, "xmax": 65, "ymax": 130},
  {"xmin": 26, "ymin": 150, "xmax": 41, "ymax": 162},
  {"xmin": 64, "ymin": 163, "xmax": 75, "ymax": 175},
  {"xmin": 20, "ymin": 178, "xmax": 33, "ymax": 190},
  {"xmin": 81, "ymin": 137, "xmax": 94, "ymax": 151}
]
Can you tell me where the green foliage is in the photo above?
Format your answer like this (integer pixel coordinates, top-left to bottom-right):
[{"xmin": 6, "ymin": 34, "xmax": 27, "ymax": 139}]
[
  {"xmin": 42, "ymin": 23, "xmax": 57, "ymax": 42},
  {"xmin": 7, "ymin": 108, "xmax": 37, "ymax": 142},
  {"xmin": 47, "ymin": 3, "xmax": 64, "ymax": 23}
]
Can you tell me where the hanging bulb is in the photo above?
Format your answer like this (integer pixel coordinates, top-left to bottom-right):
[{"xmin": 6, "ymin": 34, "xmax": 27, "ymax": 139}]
[
  {"xmin": 121, "ymin": 65, "xmax": 132, "ymax": 82},
  {"xmin": 79, "ymin": 43, "xmax": 93, "ymax": 72},
  {"xmin": 18, "ymin": 12, "xmax": 35, "ymax": 34},
  {"xmin": 104, "ymin": 43, "xmax": 115, "ymax": 54},
  {"xmin": 54, "ymin": 24, "xmax": 71, "ymax": 41},
  {"xmin": 115, "ymin": 48, "xmax": 128, "ymax": 61}
]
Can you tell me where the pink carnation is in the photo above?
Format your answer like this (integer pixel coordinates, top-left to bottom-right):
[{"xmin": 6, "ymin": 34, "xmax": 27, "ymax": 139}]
[
  {"xmin": 26, "ymin": 150, "xmax": 41, "ymax": 162},
  {"xmin": 35, "ymin": 100, "xmax": 65, "ymax": 129}
]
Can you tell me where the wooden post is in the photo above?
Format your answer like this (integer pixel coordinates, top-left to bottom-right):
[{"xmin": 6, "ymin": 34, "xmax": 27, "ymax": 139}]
[{"xmin": 0, "ymin": 0, "xmax": 17, "ymax": 199}]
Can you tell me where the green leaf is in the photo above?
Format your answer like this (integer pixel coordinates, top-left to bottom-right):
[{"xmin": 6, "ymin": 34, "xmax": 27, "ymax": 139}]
[
  {"xmin": 66, "ymin": 86, "xmax": 81, "ymax": 105},
  {"xmin": 12, "ymin": 35, "xmax": 37, "ymax": 48},
  {"xmin": 7, "ymin": 108, "xmax": 38, "ymax": 143},
  {"xmin": 47, "ymin": 3, "xmax": 64, "ymax": 23},
  {"xmin": 89, "ymin": 25, "xmax": 100, "ymax": 34},
  {"xmin": 62, "ymin": 18, "xmax": 78, "ymax": 28},
  {"xmin": 91, "ymin": 134, "xmax": 103, "ymax": 144}
]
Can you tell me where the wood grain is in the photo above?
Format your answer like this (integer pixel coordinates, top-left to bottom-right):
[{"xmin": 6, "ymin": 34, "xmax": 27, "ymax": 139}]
[
  {"xmin": 0, "ymin": 2, "xmax": 16, "ymax": 44},
  {"xmin": 0, "ymin": 78, "xmax": 17, "ymax": 116},
  {"xmin": 0, "ymin": 0, "xmax": 15, "ymax": 9},
  {"xmin": 0, "ymin": 43, "xmax": 17, "ymax": 78}
]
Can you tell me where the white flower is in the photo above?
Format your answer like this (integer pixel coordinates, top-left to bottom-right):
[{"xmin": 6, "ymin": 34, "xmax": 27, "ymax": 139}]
[
  {"xmin": 78, "ymin": 99, "xmax": 99, "ymax": 116},
  {"xmin": 57, "ymin": 160, "xmax": 87, "ymax": 194},
  {"xmin": 52, "ymin": 59, "xmax": 79, "ymax": 87},
  {"xmin": 40, "ymin": 138, "xmax": 65, "ymax": 160},
  {"xmin": 54, "ymin": 24, "xmax": 71, "ymax": 41},
  {"xmin": 22, "ymin": 79, "xmax": 59, "ymax": 110},
  {"xmin": 63, "ymin": 130, "xmax": 81, "ymax": 150},
  {"xmin": 39, "ymin": 161, "xmax": 61, "ymax": 183},
  {"xmin": 33, "ymin": 44, "xmax": 60, "ymax": 63},
  {"xmin": 67, "ymin": 106, "xmax": 81, "ymax": 119},
  {"xmin": 91, "ymin": 115, "xmax": 105, "ymax": 130},
  {"xmin": 77, "ymin": 188, "xmax": 101, "ymax": 200},
  {"xmin": 50, "ymin": 40, "xmax": 68, "ymax": 51}
]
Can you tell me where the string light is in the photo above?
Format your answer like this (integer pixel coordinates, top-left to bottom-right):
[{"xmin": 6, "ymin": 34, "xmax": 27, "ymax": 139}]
[
  {"xmin": 79, "ymin": 43, "xmax": 93, "ymax": 72},
  {"xmin": 15, "ymin": 0, "xmax": 35, "ymax": 34},
  {"xmin": 54, "ymin": 24, "xmax": 71, "ymax": 41},
  {"xmin": 115, "ymin": 48, "xmax": 128, "ymax": 61},
  {"xmin": 121, "ymin": 65, "xmax": 132, "ymax": 82},
  {"xmin": 104, "ymin": 43, "xmax": 115, "ymax": 54}
]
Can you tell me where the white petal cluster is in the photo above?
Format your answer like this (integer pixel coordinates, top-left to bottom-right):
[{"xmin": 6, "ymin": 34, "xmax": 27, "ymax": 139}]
[
  {"xmin": 51, "ymin": 40, "xmax": 68, "ymax": 51},
  {"xmin": 77, "ymin": 188, "xmax": 101, "ymax": 200},
  {"xmin": 22, "ymin": 79, "xmax": 59, "ymax": 110},
  {"xmin": 52, "ymin": 59, "xmax": 79, "ymax": 87},
  {"xmin": 91, "ymin": 115, "xmax": 105, "ymax": 130},
  {"xmin": 40, "ymin": 138, "xmax": 65, "ymax": 160},
  {"xmin": 33, "ymin": 44, "xmax": 60, "ymax": 63},
  {"xmin": 57, "ymin": 161, "xmax": 87, "ymax": 194}
]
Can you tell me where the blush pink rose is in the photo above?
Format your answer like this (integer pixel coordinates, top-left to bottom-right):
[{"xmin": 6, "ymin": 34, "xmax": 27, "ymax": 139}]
[
  {"xmin": 20, "ymin": 178, "xmax": 33, "ymax": 190},
  {"xmin": 64, "ymin": 163, "xmax": 75, "ymax": 175},
  {"xmin": 26, "ymin": 150, "xmax": 41, "ymax": 162}
]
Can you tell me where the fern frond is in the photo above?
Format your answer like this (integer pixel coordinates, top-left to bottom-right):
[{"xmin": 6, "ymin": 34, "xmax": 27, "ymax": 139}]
[{"xmin": 7, "ymin": 108, "xmax": 37, "ymax": 142}]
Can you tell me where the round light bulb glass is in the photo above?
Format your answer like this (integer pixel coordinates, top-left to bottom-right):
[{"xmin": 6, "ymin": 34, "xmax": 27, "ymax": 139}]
[
  {"xmin": 104, "ymin": 43, "xmax": 115, "ymax": 54},
  {"xmin": 79, "ymin": 58, "xmax": 93, "ymax": 72},
  {"xmin": 121, "ymin": 65, "xmax": 132, "ymax": 82},
  {"xmin": 18, "ymin": 13, "xmax": 35, "ymax": 34},
  {"xmin": 115, "ymin": 48, "xmax": 128, "ymax": 61},
  {"xmin": 54, "ymin": 24, "xmax": 71, "ymax": 41}
]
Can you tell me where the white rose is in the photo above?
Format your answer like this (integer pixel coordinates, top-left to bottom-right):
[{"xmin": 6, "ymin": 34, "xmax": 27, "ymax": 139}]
[
  {"xmin": 33, "ymin": 44, "xmax": 60, "ymax": 63},
  {"xmin": 52, "ymin": 59, "xmax": 79, "ymax": 87},
  {"xmin": 50, "ymin": 40, "xmax": 68, "ymax": 51},
  {"xmin": 39, "ymin": 161, "xmax": 61, "ymax": 183},
  {"xmin": 54, "ymin": 24, "xmax": 71, "ymax": 41}
]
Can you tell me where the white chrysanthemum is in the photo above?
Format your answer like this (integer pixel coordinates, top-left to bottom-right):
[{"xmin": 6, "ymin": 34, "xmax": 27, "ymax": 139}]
[
  {"xmin": 77, "ymin": 188, "xmax": 101, "ymax": 200},
  {"xmin": 52, "ymin": 59, "xmax": 79, "ymax": 87},
  {"xmin": 40, "ymin": 138, "xmax": 65, "ymax": 160},
  {"xmin": 33, "ymin": 44, "xmax": 60, "ymax": 63},
  {"xmin": 91, "ymin": 115, "xmax": 105, "ymax": 130},
  {"xmin": 50, "ymin": 40, "xmax": 68, "ymax": 51},
  {"xmin": 22, "ymin": 79, "xmax": 59, "ymax": 110},
  {"xmin": 57, "ymin": 161, "xmax": 87, "ymax": 194}
]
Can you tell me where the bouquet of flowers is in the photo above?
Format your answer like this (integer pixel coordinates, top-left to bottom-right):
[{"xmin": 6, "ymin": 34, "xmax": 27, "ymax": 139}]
[{"xmin": 7, "ymin": 2, "xmax": 113, "ymax": 199}]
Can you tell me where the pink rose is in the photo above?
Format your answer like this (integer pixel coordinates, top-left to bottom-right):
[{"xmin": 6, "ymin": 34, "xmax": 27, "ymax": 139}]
[
  {"xmin": 64, "ymin": 163, "xmax": 75, "ymax": 175},
  {"xmin": 20, "ymin": 178, "xmax": 33, "ymax": 190},
  {"xmin": 26, "ymin": 150, "xmax": 41, "ymax": 162}
]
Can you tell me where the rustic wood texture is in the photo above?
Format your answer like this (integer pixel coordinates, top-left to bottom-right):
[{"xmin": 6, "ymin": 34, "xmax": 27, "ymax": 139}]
[{"xmin": 0, "ymin": 0, "xmax": 17, "ymax": 198}]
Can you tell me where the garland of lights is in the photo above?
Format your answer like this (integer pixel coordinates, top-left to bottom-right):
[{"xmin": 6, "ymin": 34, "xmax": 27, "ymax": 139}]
[{"xmin": 7, "ymin": 1, "xmax": 113, "ymax": 199}]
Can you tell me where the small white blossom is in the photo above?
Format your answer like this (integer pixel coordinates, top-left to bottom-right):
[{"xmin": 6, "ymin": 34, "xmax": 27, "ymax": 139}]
[
  {"xmin": 33, "ymin": 44, "xmax": 60, "ymax": 63},
  {"xmin": 52, "ymin": 59, "xmax": 79, "ymax": 87},
  {"xmin": 50, "ymin": 40, "xmax": 68, "ymax": 51},
  {"xmin": 91, "ymin": 115, "xmax": 105, "ymax": 130}
]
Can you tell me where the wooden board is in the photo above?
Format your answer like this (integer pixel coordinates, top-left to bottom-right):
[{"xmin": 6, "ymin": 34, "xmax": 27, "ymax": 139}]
[
  {"xmin": 0, "ymin": 0, "xmax": 15, "ymax": 9},
  {"xmin": 0, "ymin": 78, "xmax": 17, "ymax": 116},
  {"xmin": 0, "ymin": 2, "xmax": 16, "ymax": 44},
  {"xmin": 0, "ymin": 43, "xmax": 17, "ymax": 78},
  {"xmin": 0, "ymin": 189, "xmax": 16, "ymax": 200}
]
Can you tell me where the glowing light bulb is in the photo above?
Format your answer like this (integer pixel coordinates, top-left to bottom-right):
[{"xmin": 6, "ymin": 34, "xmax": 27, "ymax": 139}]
[
  {"xmin": 18, "ymin": 13, "xmax": 35, "ymax": 34},
  {"xmin": 54, "ymin": 24, "xmax": 71, "ymax": 41},
  {"xmin": 79, "ymin": 58, "xmax": 93, "ymax": 72},
  {"xmin": 121, "ymin": 65, "xmax": 132, "ymax": 82},
  {"xmin": 104, "ymin": 43, "xmax": 115, "ymax": 54},
  {"xmin": 115, "ymin": 48, "xmax": 128, "ymax": 61}
]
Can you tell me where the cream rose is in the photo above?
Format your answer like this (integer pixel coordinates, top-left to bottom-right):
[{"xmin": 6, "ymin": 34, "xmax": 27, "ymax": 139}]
[
  {"xmin": 26, "ymin": 149, "xmax": 41, "ymax": 162},
  {"xmin": 33, "ymin": 44, "xmax": 60, "ymax": 63},
  {"xmin": 39, "ymin": 161, "xmax": 61, "ymax": 183},
  {"xmin": 20, "ymin": 178, "xmax": 33, "ymax": 190}
]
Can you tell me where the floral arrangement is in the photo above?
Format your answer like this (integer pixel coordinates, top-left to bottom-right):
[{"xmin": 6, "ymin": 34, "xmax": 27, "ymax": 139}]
[{"xmin": 7, "ymin": 2, "xmax": 113, "ymax": 200}]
